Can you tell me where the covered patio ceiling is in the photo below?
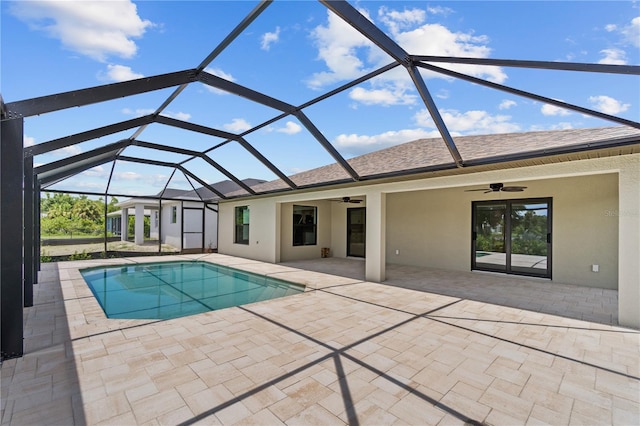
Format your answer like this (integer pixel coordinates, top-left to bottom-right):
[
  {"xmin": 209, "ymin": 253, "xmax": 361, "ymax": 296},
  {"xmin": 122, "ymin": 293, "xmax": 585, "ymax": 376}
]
[{"xmin": 2, "ymin": 0, "xmax": 639, "ymax": 204}]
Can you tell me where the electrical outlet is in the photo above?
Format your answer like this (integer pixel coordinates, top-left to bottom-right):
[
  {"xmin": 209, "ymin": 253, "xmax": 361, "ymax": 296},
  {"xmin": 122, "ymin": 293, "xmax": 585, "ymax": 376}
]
[{"xmin": 592, "ymin": 264, "xmax": 599, "ymax": 272}]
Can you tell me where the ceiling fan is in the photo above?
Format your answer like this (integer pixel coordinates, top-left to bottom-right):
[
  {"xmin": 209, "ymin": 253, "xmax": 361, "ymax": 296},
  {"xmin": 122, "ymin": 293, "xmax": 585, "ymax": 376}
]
[
  {"xmin": 465, "ymin": 183, "xmax": 527, "ymax": 193},
  {"xmin": 330, "ymin": 196, "xmax": 362, "ymax": 203}
]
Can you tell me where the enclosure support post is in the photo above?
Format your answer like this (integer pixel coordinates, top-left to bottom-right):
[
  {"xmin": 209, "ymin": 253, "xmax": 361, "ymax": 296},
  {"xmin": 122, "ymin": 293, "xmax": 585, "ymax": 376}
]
[
  {"xmin": 23, "ymin": 156, "xmax": 34, "ymax": 307},
  {"xmin": 1, "ymin": 116, "xmax": 25, "ymax": 359},
  {"xmin": 158, "ymin": 199, "xmax": 162, "ymax": 253},
  {"xmin": 35, "ymin": 183, "xmax": 41, "ymax": 274},
  {"xmin": 104, "ymin": 194, "xmax": 108, "ymax": 255}
]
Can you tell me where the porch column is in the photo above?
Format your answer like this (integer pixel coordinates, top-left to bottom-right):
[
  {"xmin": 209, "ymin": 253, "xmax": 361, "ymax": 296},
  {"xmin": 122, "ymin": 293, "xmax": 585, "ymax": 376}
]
[
  {"xmin": 365, "ymin": 191, "xmax": 386, "ymax": 282},
  {"xmin": 135, "ymin": 204, "xmax": 144, "ymax": 245},
  {"xmin": 618, "ymin": 161, "xmax": 640, "ymax": 329},
  {"xmin": 121, "ymin": 208, "xmax": 128, "ymax": 241}
]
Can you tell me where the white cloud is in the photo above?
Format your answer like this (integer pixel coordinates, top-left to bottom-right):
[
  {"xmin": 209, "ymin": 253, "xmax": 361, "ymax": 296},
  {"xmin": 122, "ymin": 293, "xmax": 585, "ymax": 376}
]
[
  {"xmin": 11, "ymin": 0, "xmax": 153, "ymax": 62},
  {"xmin": 116, "ymin": 171, "xmax": 141, "ymax": 180},
  {"xmin": 82, "ymin": 165, "xmax": 108, "ymax": 178},
  {"xmin": 24, "ymin": 135, "xmax": 36, "ymax": 147},
  {"xmin": 499, "ymin": 100, "xmax": 517, "ymax": 110},
  {"xmin": 622, "ymin": 16, "xmax": 640, "ymax": 48},
  {"xmin": 102, "ymin": 64, "xmax": 144, "ymax": 82},
  {"xmin": 605, "ymin": 24, "xmax": 617, "ymax": 32},
  {"xmin": 414, "ymin": 108, "xmax": 521, "ymax": 134},
  {"xmin": 436, "ymin": 89, "xmax": 449, "ymax": 99},
  {"xmin": 122, "ymin": 107, "xmax": 155, "ymax": 116},
  {"xmin": 349, "ymin": 86, "xmax": 417, "ymax": 106},
  {"xmin": 394, "ymin": 24, "xmax": 506, "ymax": 84},
  {"xmin": 541, "ymin": 103, "xmax": 572, "ymax": 116},
  {"xmin": 307, "ymin": 5, "xmax": 506, "ymax": 105},
  {"xmin": 51, "ymin": 145, "xmax": 83, "ymax": 157},
  {"xmin": 276, "ymin": 121, "xmax": 302, "ymax": 135},
  {"xmin": 598, "ymin": 48, "xmax": 627, "ymax": 65},
  {"xmin": 306, "ymin": 9, "xmax": 374, "ymax": 89},
  {"xmin": 223, "ymin": 118, "xmax": 252, "ymax": 133},
  {"xmin": 588, "ymin": 95, "xmax": 630, "ymax": 114},
  {"xmin": 159, "ymin": 111, "xmax": 191, "ymax": 121},
  {"xmin": 261, "ymin": 26, "xmax": 280, "ymax": 51},
  {"xmin": 203, "ymin": 67, "xmax": 236, "ymax": 95},
  {"xmin": 334, "ymin": 128, "xmax": 440, "ymax": 156},
  {"xmin": 549, "ymin": 122, "xmax": 574, "ymax": 130},
  {"xmin": 378, "ymin": 6, "xmax": 426, "ymax": 34}
]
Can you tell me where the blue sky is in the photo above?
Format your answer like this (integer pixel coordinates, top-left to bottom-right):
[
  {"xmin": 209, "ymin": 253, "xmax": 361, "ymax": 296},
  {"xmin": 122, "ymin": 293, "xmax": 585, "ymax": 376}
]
[{"xmin": 2, "ymin": 1, "xmax": 639, "ymax": 196}]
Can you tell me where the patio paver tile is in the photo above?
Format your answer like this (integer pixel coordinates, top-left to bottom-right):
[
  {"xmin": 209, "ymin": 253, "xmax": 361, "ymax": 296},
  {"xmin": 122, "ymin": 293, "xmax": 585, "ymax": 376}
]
[{"xmin": 3, "ymin": 255, "xmax": 638, "ymax": 426}]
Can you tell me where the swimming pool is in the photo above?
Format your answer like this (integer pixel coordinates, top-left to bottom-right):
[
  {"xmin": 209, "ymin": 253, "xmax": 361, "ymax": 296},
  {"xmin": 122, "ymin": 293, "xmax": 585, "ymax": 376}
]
[{"xmin": 80, "ymin": 261, "xmax": 305, "ymax": 320}]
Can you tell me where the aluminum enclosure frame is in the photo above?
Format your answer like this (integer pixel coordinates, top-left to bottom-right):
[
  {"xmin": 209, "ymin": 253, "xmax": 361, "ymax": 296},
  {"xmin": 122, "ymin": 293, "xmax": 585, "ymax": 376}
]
[{"xmin": 1, "ymin": 0, "xmax": 639, "ymax": 360}]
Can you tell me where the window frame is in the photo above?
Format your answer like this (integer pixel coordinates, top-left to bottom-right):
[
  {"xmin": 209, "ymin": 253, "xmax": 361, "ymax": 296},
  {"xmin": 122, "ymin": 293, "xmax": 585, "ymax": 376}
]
[
  {"xmin": 471, "ymin": 197, "xmax": 552, "ymax": 279},
  {"xmin": 171, "ymin": 206, "xmax": 177, "ymax": 224},
  {"xmin": 292, "ymin": 205, "xmax": 317, "ymax": 246},
  {"xmin": 235, "ymin": 206, "xmax": 250, "ymax": 245}
]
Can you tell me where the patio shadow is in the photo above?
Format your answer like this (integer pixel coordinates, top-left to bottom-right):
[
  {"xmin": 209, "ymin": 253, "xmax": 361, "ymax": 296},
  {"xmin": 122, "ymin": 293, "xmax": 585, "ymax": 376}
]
[{"xmin": 0, "ymin": 264, "xmax": 86, "ymax": 425}]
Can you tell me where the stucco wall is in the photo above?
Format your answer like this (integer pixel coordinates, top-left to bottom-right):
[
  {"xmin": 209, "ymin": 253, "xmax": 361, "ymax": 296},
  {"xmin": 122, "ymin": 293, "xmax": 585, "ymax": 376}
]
[
  {"xmin": 386, "ymin": 173, "xmax": 619, "ymax": 289},
  {"xmin": 218, "ymin": 198, "xmax": 279, "ymax": 263}
]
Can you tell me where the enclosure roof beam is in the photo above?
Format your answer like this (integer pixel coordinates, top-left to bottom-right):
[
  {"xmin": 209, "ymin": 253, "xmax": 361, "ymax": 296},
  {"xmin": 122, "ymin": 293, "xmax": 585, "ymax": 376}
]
[
  {"xmin": 151, "ymin": 115, "xmax": 296, "ymax": 190},
  {"xmin": 34, "ymin": 140, "xmax": 129, "ymax": 175},
  {"xmin": 117, "ymin": 155, "xmax": 227, "ymax": 199},
  {"xmin": 294, "ymin": 111, "xmax": 360, "ymax": 181},
  {"xmin": 131, "ymin": 140, "xmax": 256, "ymax": 195},
  {"xmin": 154, "ymin": 115, "xmax": 238, "ymax": 140},
  {"xmin": 197, "ymin": 71, "xmax": 295, "ymax": 113},
  {"xmin": 407, "ymin": 65, "xmax": 463, "ymax": 167},
  {"xmin": 412, "ymin": 55, "xmax": 640, "ymax": 75},
  {"xmin": 320, "ymin": 0, "xmax": 410, "ymax": 65},
  {"xmin": 416, "ymin": 62, "xmax": 640, "ymax": 130},
  {"xmin": 5, "ymin": 70, "xmax": 197, "ymax": 119},
  {"xmin": 128, "ymin": 1, "xmax": 273, "ymax": 141},
  {"xmin": 24, "ymin": 115, "xmax": 154, "ymax": 158},
  {"xmin": 37, "ymin": 155, "xmax": 116, "ymax": 188},
  {"xmin": 235, "ymin": 138, "xmax": 298, "ymax": 190}
]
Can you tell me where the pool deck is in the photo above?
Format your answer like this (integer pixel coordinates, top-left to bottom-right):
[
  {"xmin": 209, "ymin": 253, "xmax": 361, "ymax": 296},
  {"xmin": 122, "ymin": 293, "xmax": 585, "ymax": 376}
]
[{"xmin": 1, "ymin": 254, "xmax": 639, "ymax": 425}]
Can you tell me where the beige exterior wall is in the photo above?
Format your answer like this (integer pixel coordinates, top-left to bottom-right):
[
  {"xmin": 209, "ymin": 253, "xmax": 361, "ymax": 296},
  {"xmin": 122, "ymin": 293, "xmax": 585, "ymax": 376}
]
[
  {"xmin": 217, "ymin": 153, "xmax": 639, "ymax": 327},
  {"xmin": 386, "ymin": 173, "xmax": 619, "ymax": 289},
  {"xmin": 218, "ymin": 198, "xmax": 279, "ymax": 263},
  {"xmin": 279, "ymin": 201, "xmax": 332, "ymax": 262}
]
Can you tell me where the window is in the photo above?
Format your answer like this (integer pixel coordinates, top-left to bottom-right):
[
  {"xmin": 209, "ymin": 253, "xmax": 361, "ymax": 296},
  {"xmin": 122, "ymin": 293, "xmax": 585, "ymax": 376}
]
[
  {"xmin": 235, "ymin": 206, "xmax": 250, "ymax": 245},
  {"xmin": 171, "ymin": 206, "xmax": 177, "ymax": 224},
  {"xmin": 293, "ymin": 205, "xmax": 317, "ymax": 246},
  {"xmin": 472, "ymin": 198, "xmax": 552, "ymax": 278}
]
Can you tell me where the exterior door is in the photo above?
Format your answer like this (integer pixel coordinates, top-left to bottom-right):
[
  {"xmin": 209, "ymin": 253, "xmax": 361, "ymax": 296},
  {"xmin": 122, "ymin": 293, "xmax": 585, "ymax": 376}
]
[
  {"xmin": 347, "ymin": 207, "xmax": 366, "ymax": 258},
  {"xmin": 182, "ymin": 206, "xmax": 204, "ymax": 252},
  {"xmin": 472, "ymin": 198, "xmax": 551, "ymax": 278}
]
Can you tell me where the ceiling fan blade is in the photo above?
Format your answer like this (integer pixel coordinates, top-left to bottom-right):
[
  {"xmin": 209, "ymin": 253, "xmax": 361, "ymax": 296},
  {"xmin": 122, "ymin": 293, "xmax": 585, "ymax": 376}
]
[
  {"xmin": 501, "ymin": 186, "xmax": 527, "ymax": 192},
  {"xmin": 464, "ymin": 188, "xmax": 489, "ymax": 192}
]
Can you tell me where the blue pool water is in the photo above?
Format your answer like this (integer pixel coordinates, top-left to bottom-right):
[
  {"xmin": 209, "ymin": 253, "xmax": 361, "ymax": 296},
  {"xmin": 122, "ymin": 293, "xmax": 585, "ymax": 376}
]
[{"xmin": 80, "ymin": 261, "xmax": 305, "ymax": 320}]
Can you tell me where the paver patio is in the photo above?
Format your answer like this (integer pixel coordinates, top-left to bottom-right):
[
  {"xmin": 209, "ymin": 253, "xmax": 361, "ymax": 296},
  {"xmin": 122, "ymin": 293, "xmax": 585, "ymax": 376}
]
[{"xmin": 1, "ymin": 254, "xmax": 638, "ymax": 425}]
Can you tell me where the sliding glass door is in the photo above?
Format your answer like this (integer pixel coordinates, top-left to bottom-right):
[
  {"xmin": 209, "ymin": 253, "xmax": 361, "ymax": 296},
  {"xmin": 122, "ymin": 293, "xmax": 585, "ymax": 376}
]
[{"xmin": 472, "ymin": 198, "xmax": 551, "ymax": 278}]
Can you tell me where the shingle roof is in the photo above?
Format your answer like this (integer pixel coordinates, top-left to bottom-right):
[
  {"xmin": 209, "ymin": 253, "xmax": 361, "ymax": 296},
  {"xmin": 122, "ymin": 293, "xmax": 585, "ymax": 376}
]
[
  {"xmin": 158, "ymin": 178, "xmax": 267, "ymax": 201},
  {"xmin": 231, "ymin": 126, "xmax": 640, "ymax": 196}
]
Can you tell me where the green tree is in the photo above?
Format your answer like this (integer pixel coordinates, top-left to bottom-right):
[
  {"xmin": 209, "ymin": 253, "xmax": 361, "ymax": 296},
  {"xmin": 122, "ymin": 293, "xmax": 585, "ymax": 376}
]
[
  {"xmin": 71, "ymin": 196, "xmax": 102, "ymax": 222},
  {"xmin": 42, "ymin": 192, "xmax": 75, "ymax": 219},
  {"xmin": 108, "ymin": 196, "xmax": 120, "ymax": 213}
]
